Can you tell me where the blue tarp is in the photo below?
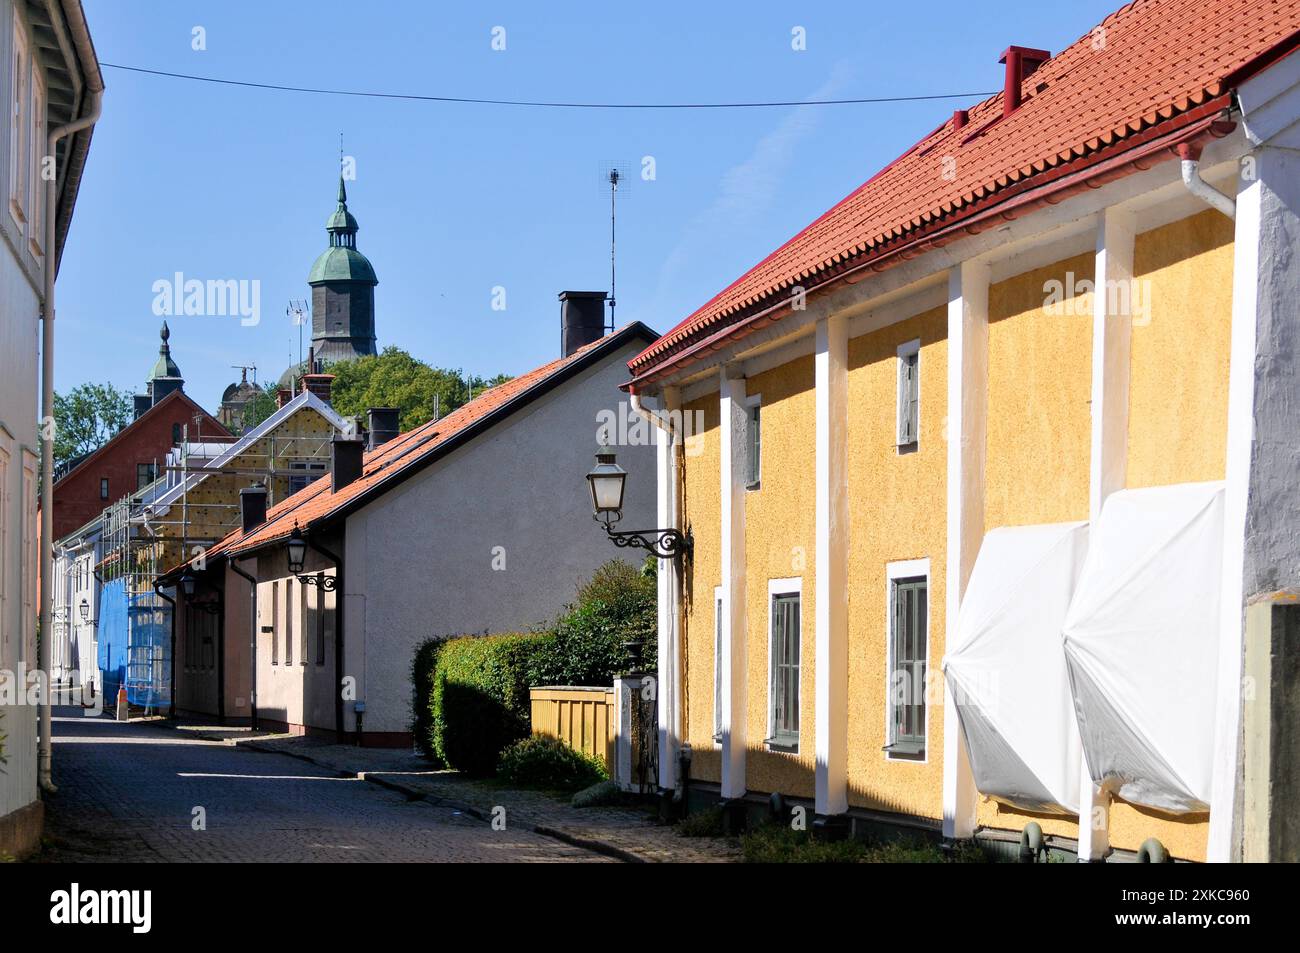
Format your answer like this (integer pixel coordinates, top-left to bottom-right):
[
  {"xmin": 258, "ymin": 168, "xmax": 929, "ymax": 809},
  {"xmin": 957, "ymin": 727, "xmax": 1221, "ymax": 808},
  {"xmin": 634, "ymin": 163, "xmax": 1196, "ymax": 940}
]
[
  {"xmin": 98, "ymin": 578, "xmax": 128, "ymax": 704},
  {"xmin": 97, "ymin": 579, "xmax": 171, "ymax": 709}
]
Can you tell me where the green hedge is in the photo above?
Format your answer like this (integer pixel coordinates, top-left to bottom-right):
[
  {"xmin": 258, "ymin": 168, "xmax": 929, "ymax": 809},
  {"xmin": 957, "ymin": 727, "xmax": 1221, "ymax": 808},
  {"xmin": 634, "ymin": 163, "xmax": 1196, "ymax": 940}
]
[
  {"xmin": 410, "ymin": 559, "xmax": 657, "ymax": 775},
  {"xmin": 428, "ymin": 632, "xmax": 550, "ymax": 776}
]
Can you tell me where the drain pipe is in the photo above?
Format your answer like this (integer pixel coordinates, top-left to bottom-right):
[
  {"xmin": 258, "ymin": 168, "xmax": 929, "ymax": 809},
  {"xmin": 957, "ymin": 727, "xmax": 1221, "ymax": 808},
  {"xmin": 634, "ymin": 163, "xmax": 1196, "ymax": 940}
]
[
  {"xmin": 229, "ymin": 557, "xmax": 259, "ymax": 730},
  {"xmin": 38, "ymin": 85, "xmax": 104, "ymax": 794},
  {"xmin": 152, "ymin": 581, "xmax": 176, "ymax": 719},
  {"xmin": 1178, "ymin": 143, "xmax": 1235, "ymax": 220}
]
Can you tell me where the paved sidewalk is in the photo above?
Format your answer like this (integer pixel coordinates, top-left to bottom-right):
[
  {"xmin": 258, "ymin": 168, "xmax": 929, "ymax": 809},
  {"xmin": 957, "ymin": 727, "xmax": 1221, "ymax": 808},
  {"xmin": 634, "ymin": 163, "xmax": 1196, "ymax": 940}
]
[{"xmin": 169, "ymin": 721, "xmax": 739, "ymax": 863}]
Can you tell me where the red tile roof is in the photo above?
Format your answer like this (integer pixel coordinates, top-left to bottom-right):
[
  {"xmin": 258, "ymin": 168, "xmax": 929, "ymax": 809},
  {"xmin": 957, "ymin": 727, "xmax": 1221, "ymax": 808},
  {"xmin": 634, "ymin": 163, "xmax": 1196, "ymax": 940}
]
[
  {"xmin": 175, "ymin": 324, "xmax": 657, "ymax": 571},
  {"xmin": 628, "ymin": 0, "xmax": 1300, "ymax": 381}
]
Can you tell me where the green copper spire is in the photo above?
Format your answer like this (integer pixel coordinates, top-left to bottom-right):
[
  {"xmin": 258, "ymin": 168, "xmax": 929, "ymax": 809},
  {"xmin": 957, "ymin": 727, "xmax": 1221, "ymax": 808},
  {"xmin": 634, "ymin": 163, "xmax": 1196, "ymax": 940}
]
[
  {"xmin": 150, "ymin": 320, "xmax": 182, "ymax": 380},
  {"xmin": 310, "ymin": 174, "xmax": 377, "ymax": 285}
]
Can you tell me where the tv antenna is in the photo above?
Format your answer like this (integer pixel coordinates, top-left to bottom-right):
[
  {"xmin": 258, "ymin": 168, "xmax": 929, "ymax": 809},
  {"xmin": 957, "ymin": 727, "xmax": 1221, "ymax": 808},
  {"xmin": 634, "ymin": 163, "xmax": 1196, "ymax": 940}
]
[
  {"xmin": 287, "ymin": 299, "xmax": 310, "ymax": 373},
  {"xmin": 599, "ymin": 161, "xmax": 632, "ymax": 333},
  {"xmin": 230, "ymin": 363, "xmax": 258, "ymax": 386}
]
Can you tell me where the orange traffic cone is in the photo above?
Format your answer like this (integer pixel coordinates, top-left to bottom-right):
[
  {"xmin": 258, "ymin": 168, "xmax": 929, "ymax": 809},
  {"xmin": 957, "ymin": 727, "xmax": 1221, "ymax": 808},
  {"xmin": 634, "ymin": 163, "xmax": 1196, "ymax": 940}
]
[{"xmin": 116, "ymin": 687, "xmax": 128, "ymax": 722}]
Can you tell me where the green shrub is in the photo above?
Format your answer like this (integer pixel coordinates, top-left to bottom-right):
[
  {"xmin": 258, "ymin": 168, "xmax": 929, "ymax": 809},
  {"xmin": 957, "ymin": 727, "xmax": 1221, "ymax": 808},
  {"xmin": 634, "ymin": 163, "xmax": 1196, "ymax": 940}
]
[
  {"xmin": 571, "ymin": 779, "xmax": 624, "ymax": 809},
  {"xmin": 496, "ymin": 735, "xmax": 607, "ymax": 792},
  {"xmin": 527, "ymin": 558, "xmax": 657, "ymax": 687},
  {"xmin": 410, "ymin": 638, "xmax": 444, "ymax": 761},
  {"xmin": 430, "ymin": 632, "xmax": 551, "ymax": 776}
]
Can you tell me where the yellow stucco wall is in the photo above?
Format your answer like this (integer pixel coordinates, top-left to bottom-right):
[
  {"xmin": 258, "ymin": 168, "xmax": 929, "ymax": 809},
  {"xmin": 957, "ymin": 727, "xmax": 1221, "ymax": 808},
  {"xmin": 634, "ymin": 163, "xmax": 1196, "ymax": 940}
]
[
  {"xmin": 743, "ymin": 358, "xmax": 817, "ymax": 798},
  {"xmin": 1126, "ymin": 208, "xmax": 1235, "ymax": 489},
  {"xmin": 681, "ymin": 396, "xmax": 722, "ymax": 782},
  {"xmin": 845, "ymin": 306, "xmax": 948, "ymax": 818},
  {"xmin": 984, "ymin": 253, "xmax": 1094, "ymax": 531}
]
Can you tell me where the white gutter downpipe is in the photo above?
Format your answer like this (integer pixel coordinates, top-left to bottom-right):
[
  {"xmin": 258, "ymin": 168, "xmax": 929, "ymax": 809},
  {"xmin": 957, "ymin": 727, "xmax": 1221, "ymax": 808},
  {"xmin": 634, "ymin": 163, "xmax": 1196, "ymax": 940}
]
[
  {"xmin": 39, "ymin": 88, "xmax": 103, "ymax": 793},
  {"xmin": 1179, "ymin": 143, "xmax": 1236, "ymax": 220}
]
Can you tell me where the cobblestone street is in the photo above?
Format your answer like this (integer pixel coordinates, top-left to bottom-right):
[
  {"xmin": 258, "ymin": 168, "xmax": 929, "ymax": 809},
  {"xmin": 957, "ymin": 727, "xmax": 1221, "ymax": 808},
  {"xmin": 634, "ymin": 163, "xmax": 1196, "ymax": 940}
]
[{"xmin": 39, "ymin": 709, "xmax": 609, "ymax": 863}]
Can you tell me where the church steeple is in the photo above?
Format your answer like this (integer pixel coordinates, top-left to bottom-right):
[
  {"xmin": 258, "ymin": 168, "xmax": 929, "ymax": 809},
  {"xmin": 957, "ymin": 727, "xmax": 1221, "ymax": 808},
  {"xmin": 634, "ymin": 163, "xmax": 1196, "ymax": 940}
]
[
  {"xmin": 325, "ymin": 176, "xmax": 360, "ymax": 247},
  {"xmin": 296, "ymin": 172, "xmax": 378, "ymax": 380},
  {"xmin": 146, "ymin": 320, "xmax": 185, "ymax": 404}
]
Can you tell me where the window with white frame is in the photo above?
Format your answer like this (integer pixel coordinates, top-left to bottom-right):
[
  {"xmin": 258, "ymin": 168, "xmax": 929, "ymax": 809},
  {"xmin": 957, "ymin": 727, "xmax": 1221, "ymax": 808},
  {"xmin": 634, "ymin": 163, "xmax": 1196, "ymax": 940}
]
[
  {"xmin": 712, "ymin": 586, "xmax": 723, "ymax": 743},
  {"xmin": 9, "ymin": 20, "xmax": 29, "ymax": 226},
  {"xmin": 897, "ymin": 338, "xmax": 920, "ymax": 451},
  {"xmin": 21, "ymin": 450, "xmax": 37, "ymax": 662},
  {"xmin": 885, "ymin": 561, "xmax": 929, "ymax": 761},
  {"xmin": 766, "ymin": 580, "xmax": 801, "ymax": 751},
  {"xmin": 27, "ymin": 58, "xmax": 44, "ymax": 256},
  {"xmin": 289, "ymin": 461, "xmax": 326, "ymax": 495},
  {"xmin": 0, "ymin": 433, "xmax": 10, "ymax": 663},
  {"xmin": 745, "ymin": 395, "xmax": 761, "ymax": 488}
]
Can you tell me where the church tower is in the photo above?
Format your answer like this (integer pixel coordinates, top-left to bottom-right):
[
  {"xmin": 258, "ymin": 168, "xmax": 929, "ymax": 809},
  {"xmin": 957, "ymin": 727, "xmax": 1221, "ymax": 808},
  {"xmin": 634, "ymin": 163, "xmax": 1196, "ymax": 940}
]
[{"xmin": 306, "ymin": 176, "xmax": 379, "ymax": 367}]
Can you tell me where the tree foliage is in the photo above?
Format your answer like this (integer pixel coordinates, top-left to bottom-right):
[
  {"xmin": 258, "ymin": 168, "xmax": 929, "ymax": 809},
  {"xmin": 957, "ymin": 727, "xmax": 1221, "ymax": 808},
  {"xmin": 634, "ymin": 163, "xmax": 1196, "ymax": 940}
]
[
  {"xmin": 236, "ymin": 383, "xmax": 281, "ymax": 434},
  {"xmin": 328, "ymin": 346, "xmax": 510, "ymax": 432},
  {"xmin": 53, "ymin": 382, "xmax": 133, "ymax": 473}
]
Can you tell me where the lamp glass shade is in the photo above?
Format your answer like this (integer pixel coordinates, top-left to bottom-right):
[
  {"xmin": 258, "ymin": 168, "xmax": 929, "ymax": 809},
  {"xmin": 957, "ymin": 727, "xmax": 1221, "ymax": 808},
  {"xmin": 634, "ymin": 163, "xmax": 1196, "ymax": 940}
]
[
  {"xmin": 586, "ymin": 448, "xmax": 626, "ymax": 515},
  {"xmin": 180, "ymin": 574, "xmax": 196, "ymax": 598},
  {"xmin": 79, "ymin": 599, "xmax": 90, "ymax": 622},
  {"xmin": 287, "ymin": 530, "xmax": 307, "ymax": 575}
]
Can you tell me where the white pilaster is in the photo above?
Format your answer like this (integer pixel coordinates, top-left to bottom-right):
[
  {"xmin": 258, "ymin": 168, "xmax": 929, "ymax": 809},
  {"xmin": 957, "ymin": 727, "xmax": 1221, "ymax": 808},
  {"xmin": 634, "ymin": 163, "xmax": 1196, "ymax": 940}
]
[
  {"xmin": 942, "ymin": 260, "xmax": 989, "ymax": 840},
  {"xmin": 656, "ymin": 386, "xmax": 682, "ymax": 791},
  {"xmin": 814, "ymin": 314, "xmax": 849, "ymax": 816},
  {"xmin": 719, "ymin": 368, "xmax": 749, "ymax": 799},
  {"xmin": 1079, "ymin": 205, "xmax": 1136, "ymax": 860}
]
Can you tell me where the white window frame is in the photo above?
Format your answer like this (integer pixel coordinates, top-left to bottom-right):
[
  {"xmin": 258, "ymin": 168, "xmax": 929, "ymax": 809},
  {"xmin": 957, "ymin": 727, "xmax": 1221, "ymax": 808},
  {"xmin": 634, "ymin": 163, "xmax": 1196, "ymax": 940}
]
[
  {"xmin": 744, "ymin": 392, "xmax": 761, "ymax": 489},
  {"xmin": 289, "ymin": 460, "xmax": 327, "ymax": 495},
  {"xmin": 21, "ymin": 448, "xmax": 37, "ymax": 663},
  {"xmin": 27, "ymin": 56, "xmax": 44, "ymax": 258},
  {"xmin": 883, "ymin": 558, "xmax": 930, "ymax": 763},
  {"xmin": 712, "ymin": 585, "xmax": 723, "ymax": 745},
  {"xmin": 0, "ymin": 428, "xmax": 11, "ymax": 665},
  {"xmin": 8, "ymin": 17, "xmax": 29, "ymax": 227},
  {"xmin": 765, "ymin": 576, "xmax": 802, "ymax": 753},
  {"xmin": 896, "ymin": 338, "xmax": 921, "ymax": 451}
]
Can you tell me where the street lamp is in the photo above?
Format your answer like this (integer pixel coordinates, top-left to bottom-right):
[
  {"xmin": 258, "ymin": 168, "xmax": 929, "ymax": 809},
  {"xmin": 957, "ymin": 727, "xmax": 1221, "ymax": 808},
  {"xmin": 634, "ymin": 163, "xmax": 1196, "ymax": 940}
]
[
  {"xmin": 180, "ymin": 573, "xmax": 196, "ymax": 598},
  {"xmin": 585, "ymin": 443, "xmax": 691, "ymax": 561},
  {"xmin": 287, "ymin": 525, "xmax": 307, "ymax": 575},
  {"xmin": 287, "ymin": 525, "xmax": 336, "ymax": 591},
  {"xmin": 79, "ymin": 598, "xmax": 90, "ymax": 623}
]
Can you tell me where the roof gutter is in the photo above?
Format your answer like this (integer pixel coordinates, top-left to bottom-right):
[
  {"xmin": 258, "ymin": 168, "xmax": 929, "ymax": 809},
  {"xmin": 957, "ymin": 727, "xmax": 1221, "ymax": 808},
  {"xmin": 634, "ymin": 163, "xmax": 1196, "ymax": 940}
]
[{"xmin": 626, "ymin": 100, "xmax": 1235, "ymax": 392}]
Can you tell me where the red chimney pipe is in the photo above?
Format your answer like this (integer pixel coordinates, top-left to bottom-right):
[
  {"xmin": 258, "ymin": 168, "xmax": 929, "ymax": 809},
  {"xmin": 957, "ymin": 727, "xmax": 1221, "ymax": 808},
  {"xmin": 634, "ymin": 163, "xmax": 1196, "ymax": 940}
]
[{"xmin": 998, "ymin": 46, "xmax": 1050, "ymax": 117}]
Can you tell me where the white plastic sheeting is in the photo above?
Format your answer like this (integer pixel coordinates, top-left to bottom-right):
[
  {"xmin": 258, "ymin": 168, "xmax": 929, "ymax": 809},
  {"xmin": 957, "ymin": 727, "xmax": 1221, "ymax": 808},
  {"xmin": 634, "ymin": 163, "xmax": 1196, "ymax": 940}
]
[
  {"xmin": 1063, "ymin": 482, "xmax": 1225, "ymax": 814},
  {"xmin": 943, "ymin": 522, "xmax": 1090, "ymax": 815}
]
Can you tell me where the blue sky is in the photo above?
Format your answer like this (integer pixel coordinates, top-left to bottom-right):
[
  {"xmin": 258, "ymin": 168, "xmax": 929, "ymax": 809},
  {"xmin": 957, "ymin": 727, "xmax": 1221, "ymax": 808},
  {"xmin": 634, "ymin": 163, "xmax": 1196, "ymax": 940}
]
[{"xmin": 59, "ymin": 0, "xmax": 1121, "ymax": 408}]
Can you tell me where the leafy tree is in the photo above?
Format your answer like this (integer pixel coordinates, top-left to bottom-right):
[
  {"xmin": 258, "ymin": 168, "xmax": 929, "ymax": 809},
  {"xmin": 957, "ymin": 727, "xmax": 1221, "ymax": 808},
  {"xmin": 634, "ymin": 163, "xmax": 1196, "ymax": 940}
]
[
  {"xmin": 328, "ymin": 346, "xmax": 511, "ymax": 432},
  {"xmin": 53, "ymin": 382, "xmax": 132, "ymax": 473},
  {"xmin": 236, "ymin": 382, "xmax": 281, "ymax": 434}
]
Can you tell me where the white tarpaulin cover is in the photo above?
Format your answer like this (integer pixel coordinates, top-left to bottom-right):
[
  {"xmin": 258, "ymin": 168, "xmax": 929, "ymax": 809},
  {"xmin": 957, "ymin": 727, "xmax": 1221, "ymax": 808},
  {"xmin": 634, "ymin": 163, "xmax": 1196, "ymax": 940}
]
[
  {"xmin": 1063, "ymin": 481, "xmax": 1225, "ymax": 814},
  {"xmin": 942, "ymin": 521, "xmax": 1089, "ymax": 815}
]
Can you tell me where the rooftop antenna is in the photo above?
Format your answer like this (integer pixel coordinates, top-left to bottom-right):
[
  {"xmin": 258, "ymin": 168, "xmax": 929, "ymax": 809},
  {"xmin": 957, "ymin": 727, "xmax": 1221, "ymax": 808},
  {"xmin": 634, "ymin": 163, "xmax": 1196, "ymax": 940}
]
[
  {"xmin": 287, "ymin": 300, "xmax": 310, "ymax": 375},
  {"xmin": 599, "ymin": 162, "xmax": 631, "ymax": 334}
]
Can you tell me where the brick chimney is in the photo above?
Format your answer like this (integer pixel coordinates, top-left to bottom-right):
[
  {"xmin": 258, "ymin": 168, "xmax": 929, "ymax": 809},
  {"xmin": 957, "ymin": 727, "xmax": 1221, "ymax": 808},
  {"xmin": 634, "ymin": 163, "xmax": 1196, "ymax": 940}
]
[
  {"xmin": 276, "ymin": 388, "xmax": 293, "ymax": 409},
  {"xmin": 302, "ymin": 373, "xmax": 335, "ymax": 405}
]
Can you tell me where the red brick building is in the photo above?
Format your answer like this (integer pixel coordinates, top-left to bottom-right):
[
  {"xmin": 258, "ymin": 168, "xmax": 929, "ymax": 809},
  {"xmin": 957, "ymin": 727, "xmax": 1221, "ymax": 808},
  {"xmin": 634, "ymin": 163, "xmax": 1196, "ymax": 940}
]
[{"xmin": 50, "ymin": 324, "xmax": 232, "ymax": 541}]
